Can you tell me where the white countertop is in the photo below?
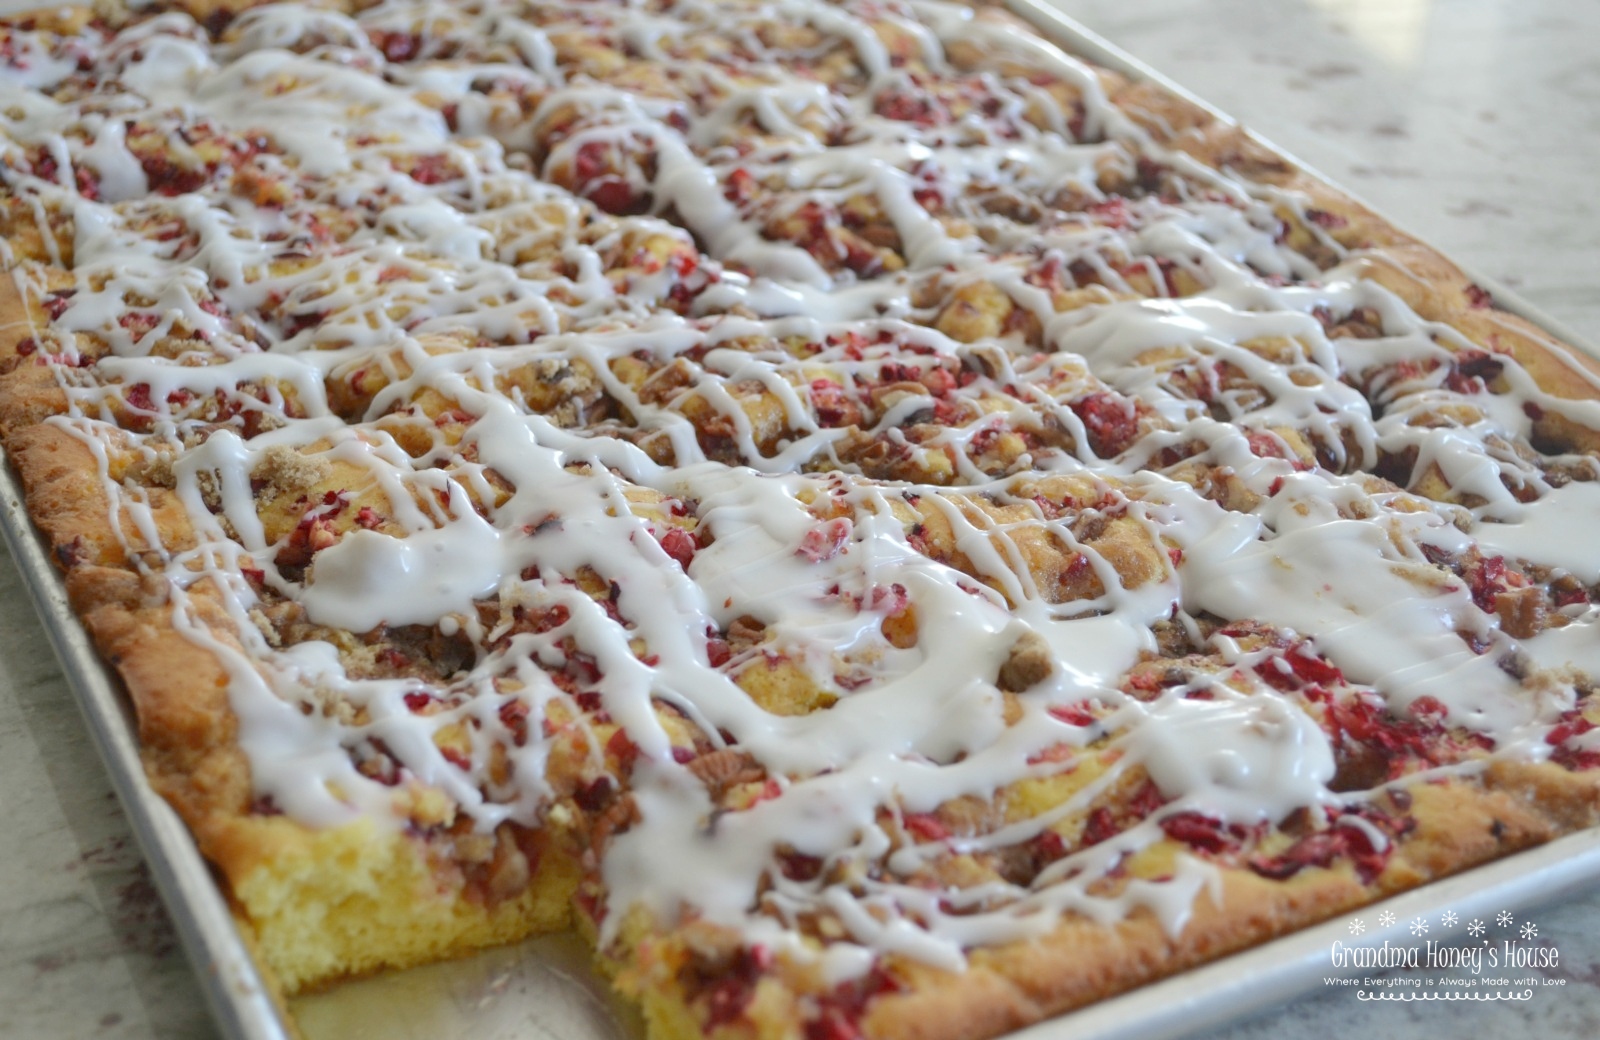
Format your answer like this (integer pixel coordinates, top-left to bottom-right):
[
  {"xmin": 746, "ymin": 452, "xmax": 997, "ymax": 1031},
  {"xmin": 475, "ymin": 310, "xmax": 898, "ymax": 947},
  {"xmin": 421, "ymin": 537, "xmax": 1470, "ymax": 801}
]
[{"xmin": 2, "ymin": 1, "xmax": 1597, "ymax": 1038}]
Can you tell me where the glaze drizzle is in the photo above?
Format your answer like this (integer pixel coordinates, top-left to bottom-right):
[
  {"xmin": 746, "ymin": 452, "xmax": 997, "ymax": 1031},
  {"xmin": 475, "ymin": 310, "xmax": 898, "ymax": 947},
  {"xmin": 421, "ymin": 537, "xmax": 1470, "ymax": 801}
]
[{"xmin": 3, "ymin": 0, "xmax": 1600, "ymax": 993}]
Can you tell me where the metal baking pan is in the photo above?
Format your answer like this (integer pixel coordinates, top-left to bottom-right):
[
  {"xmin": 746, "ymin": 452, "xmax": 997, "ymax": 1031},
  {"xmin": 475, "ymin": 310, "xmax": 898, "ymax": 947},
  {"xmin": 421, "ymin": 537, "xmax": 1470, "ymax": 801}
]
[
  {"xmin": 0, "ymin": 454, "xmax": 291, "ymax": 1039},
  {"xmin": 2, "ymin": 1, "xmax": 1598, "ymax": 1039}
]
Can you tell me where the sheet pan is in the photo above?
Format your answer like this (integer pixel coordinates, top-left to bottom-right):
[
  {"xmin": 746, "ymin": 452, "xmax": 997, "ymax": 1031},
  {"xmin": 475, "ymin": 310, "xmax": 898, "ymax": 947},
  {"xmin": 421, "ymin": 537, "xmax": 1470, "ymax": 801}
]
[{"xmin": 2, "ymin": 2, "xmax": 1598, "ymax": 1038}]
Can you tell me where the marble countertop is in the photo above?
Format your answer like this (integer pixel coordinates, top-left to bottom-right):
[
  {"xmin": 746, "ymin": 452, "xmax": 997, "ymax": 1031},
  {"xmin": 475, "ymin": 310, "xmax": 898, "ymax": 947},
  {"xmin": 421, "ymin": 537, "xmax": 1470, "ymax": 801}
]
[{"xmin": 2, "ymin": 1, "xmax": 1597, "ymax": 1038}]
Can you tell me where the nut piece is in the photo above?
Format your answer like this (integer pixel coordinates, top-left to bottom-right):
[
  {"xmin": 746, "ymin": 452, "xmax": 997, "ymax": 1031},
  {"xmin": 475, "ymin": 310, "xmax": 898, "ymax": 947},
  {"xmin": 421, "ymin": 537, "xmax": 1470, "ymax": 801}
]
[{"xmin": 998, "ymin": 629, "xmax": 1055, "ymax": 693}]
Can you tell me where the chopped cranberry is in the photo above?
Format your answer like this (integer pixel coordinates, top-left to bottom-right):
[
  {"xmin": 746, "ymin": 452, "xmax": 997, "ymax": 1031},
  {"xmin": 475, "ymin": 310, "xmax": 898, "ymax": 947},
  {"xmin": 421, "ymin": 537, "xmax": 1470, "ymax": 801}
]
[
  {"xmin": 968, "ymin": 424, "xmax": 1007, "ymax": 459},
  {"xmin": 778, "ymin": 850, "xmax": 823, "ymax": 881},
  {"xmin": 810, "ymin": 380, "xmax": 854, "ymax": 427},
  {"xmin": 877, "ymin": 361, "xmax": 920, "ymax": 384},
  {"xmin": 369, "ymin": 29, "xmax": 422, "ymax": 63},
  {"xmin": 1159, "ymin": 811, "xmax": 1237, "ymax": 855},
  {"xmin": 498, "ymin": 699, "xmax": 531, "ymax": 746},
  {"xmin": 749, "ymin": 778, "xmax": 783, "ymax": 806},
  {"xmin": 804, "ymin": 965, "xmax": 901, "ymax": 1040},
  {"xmin": 1464, "ymin": 284, "xmax": 1493, "ymax": 309},
  {"xmin": 905, "ymin": 523, "xmax": 933, "ymax": 558},
  {"xmin": 724, "ymin": 167, "xmax": 756, "ymax": 206},
  {"xmin": 1069, "ymin": 391, "xmax": 1141, "ymax": 458},
  {"xmin": 140, "ymin": 154, "xmax": 207, "ymax": 196},
  {"xmin": 657, "ymin": 526, "xmax": 697, "ymax": 569},
  {"xmin": 70, "ymin": 164, "xmax": 100, "ymax": 200},
  {"xmin": 1463, "ymin": 553, "xmax": 1513, "ymax": 613},
  {"xmin": 406, "ymin": 154, "xmax": 457, "ymax": 185},
  {"xmin": 797, "ymin": 518, "xmax": 852, "ymax": 562},
  {"xmin": 1081, "ymin": 806, "xmax": 1119, "ymax": 847},
  {"xmin": 567, "ymin": 140, "xmax": 648, "ymax": 214},
  {"xmin": 1048, "ymin": 703, "xmax": 1096, "ymax": 727},
  {"xmin": 41, "ymin": 291, "xmax": 74, "ymax": 320},
  {"xmin": 866, "ymin": 583, "xmax": 908, "ymax": 616},
  {"xmin": 921, "ymin": 366, "xmax": 957, "ymax": 397},
  {"xmin": 1254, "ymin": 643, "xmax": 1344, "ymax": 692},
  {"xmin": 1304, "ymin": 208, "xmax": 1348, "ymax": 229},
  {"xmin": 838, "ymin": 235, "xmax": 886, "ymax": 277},
  {"xmin": 1248, "ymin": 813, "xmax": 1391, "ymax": 884},
  {"xmin": 1083, "ymin": 781, "xmax": 1165, "ymax": 846},
  {"xmin": 1134, "ymin": 157, "xmax": 1170, "ymax": 195},
  {"xmin": 1554, "ymin": 585, "xmax": 1591, "ymax": 608},
  {"xmin": 874, "ymin": 88, "xmax": 945, "ymax": 126},
  {"xmin": 703, "ymin": 946, "xmax": 773, "ymax": 1028},
  {"xmin": 1408, "ymin": 696, "xmax": 1448, "ymax": 722},
  {"xmin": 1244, "ymin": 429, "xmax": 1298, "ymax": 463},
  {"xmin": 605, "ymin": 728, "xmax": 640, "ymax": 772},
  {"xmin": 573, "ymin": 776, "xmax": 615, "ymax": 812},
  {"xmin": 1086, "ymin": 196, "xmax": 1131, "ymax": 228},
  {"xmin": 1552, "ymin": 746, "xmax": 1600, "ymax": 771},
  {"xmin": 1546, "ymin": 712, "xmax": 1596, "ymax": 748},
  {"xmin": 1128, "ymin": 780, "xmax": 1166, "ymax": 817},
  {"xmin": 672, "ymin": 251, "xmax": 700, "ymax": 280},
  {"xmin": 567, "ymin": 651, "xmax": 603, "ymax": 687},
  {"xmin": 522, "ymin": 603, "xmax": 569, "ymax": 634},
  {"xmin": 1442, "ymin": 350, "xmax": 1504, "ymax": 394},
  {"xmin": 118, "ymin": 312, "xmax": 160, "ymax": 340},
  {"xmin": 1288, "ymin": 648, "xmax": 1344, "ymax": 685},
  {"xmin": 902, "ymin": 812, "xmax": 949, "ymax": 842},
  {"xmin": 1327, "ymin": 694, "xmax": 1440, "ymax": 779},
  {"xmin": 1030, "ymin": 828, "xmax": 1066, "ymax": 862},
  {"xmin": 586, "ymin": 178, "xmax": 645, "ymax": 215}
]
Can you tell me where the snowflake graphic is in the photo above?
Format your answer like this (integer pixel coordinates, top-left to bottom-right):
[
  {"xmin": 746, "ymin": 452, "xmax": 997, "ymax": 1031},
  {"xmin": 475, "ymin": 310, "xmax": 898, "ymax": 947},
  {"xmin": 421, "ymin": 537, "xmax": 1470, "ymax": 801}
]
[
  {"xmin": 1348, "ymin": 918, "xmax": 1366, "ymax": 936},
  {"xmin": 1468, "ymin": 919, "xmax": 1486, "ymax": 937},
  {"xmin": 1522, "ymin": 922, "xmax": 1539, "ymax": 940},
  {"xmin": 1442, "ymin": 910, "xmax": 1459, "ymax": 927},
  {"xmin": 1497, "ymin": 910, "xmax": 1515, "ymax": 927},
  {"xmin": 1378, "ymin": 910, "xmax": 1396, "ymax": 927},
  {"xmin": 1410, "ymin": 916, "xmax": 1430, "ymax": 937}
]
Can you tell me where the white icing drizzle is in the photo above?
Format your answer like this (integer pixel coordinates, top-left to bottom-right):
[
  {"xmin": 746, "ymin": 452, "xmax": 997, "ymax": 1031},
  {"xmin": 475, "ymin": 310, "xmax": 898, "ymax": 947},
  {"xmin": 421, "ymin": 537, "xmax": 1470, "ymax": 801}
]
[
  {"xmin": 3, "ymin": 0, "xmax": 1598, "ymax": 996},
  {"xmin": 1472, "ymin": 480, "xmax": 1600, "ymax": 585}
]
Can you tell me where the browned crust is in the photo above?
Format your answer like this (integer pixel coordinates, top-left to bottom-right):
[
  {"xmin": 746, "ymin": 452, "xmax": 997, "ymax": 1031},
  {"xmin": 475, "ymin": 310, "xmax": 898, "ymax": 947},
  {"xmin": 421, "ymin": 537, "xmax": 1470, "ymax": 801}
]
[
  {"xmin": 890, "ymin": 765, "xmax": 1599, "ymax": 1040},
  {"xmin": 973, "ymin": 6, "xmax": 1600, "ymax": 426},
  {"xmin": 0, "ymin": 258, "xmax": 265, "ymax": 882},
  {"xmin": 0, "ymin": 265, "xmax": 71, "ymax": 438},
  {"xmin": 608, "ymin": 764, "xmax": 1594, "ymax": 1040},
  {"xmin": 74, "ymin": 568, "xmax": 257, "ymax": 833},
  {"xmin": 0, "ymin": 259, "xmax": 298, "ymax": 1012},
  {"xmin": 1169, "ymin": 124, "xmax": 1600, "ymax": 410}
]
